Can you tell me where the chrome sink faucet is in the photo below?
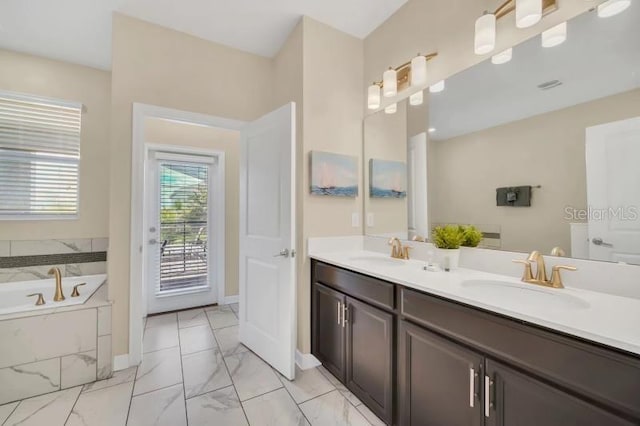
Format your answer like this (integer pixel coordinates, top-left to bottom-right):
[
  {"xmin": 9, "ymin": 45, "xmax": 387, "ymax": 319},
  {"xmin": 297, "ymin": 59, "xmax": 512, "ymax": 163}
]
[
  {"xmin": 513, "ymin": 251, "xmax": 576, "ymax": 289},
  {"xmin": 48, "ymin": 267, "xmax": 65, "ymax": 301}
]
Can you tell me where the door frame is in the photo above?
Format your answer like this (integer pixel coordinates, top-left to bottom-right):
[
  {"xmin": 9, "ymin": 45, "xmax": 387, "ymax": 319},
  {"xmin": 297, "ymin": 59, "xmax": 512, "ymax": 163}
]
[
  {"xmin": 144, "ymin": 145, "xmax": 224, "ymax": 314},
  {"xmin": 130, "ymin": 103, "xmax": 245, "ymax": 366}
]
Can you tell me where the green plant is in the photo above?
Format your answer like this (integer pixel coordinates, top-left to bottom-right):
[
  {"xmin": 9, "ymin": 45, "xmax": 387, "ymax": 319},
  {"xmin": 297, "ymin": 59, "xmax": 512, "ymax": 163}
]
[
  {"xmin": 431, "ymin": 225, "xmax": 464, "ymax": 249},
  {"xmin": 460, "ymin": 225, "xmax": 483, "ymax": 248}
]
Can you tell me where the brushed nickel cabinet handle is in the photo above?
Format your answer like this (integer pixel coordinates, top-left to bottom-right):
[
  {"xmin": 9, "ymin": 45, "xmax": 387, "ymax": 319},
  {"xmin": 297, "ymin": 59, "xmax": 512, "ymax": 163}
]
[
  {"xmin": 337, "ymin": 301, "xmax": 341, "ymax": 325},
  {"xmin": 469, "ymin": 367, "xmax": 475, "ymax": 408},
  {"xmin": 485, "ymin": 376, "xmax": 492, "ymax": 417},
  {"xmin": 342, "ymin": 305, "xmax": 348, "ymax": 328}
]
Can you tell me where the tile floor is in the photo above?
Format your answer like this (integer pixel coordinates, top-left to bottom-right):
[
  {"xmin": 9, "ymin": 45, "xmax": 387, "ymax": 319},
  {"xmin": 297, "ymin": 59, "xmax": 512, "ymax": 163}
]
[{"xmin": 0, "ymin": 304, "xmax": 385, "ymax": 426}]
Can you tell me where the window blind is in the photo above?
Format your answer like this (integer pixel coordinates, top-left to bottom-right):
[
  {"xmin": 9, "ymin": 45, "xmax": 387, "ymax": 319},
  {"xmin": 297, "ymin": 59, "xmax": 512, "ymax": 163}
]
[{"xmin": 0, "ymin": 92, "xmax": 82, "ymax": 218}]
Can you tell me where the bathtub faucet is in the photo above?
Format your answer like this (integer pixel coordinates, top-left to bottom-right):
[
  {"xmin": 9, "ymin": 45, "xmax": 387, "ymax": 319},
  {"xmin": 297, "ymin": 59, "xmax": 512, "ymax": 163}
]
[{"xmin": 48, "ymin": 267, "xmax": 65, "ymax": 302}]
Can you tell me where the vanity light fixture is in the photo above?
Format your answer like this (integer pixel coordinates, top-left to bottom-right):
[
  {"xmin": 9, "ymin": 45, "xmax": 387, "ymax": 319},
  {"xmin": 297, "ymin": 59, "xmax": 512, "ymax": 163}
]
[
  {"xmin": 409, "ymin": 91, "xmax": 424, "ymax": 106},
  {"xmin": 597, "ymin": 0, "xmax": 631, "ymax": 18},
  {"xmin": 541, "ymin": 21, "xmax": 567, "ymax": 47},
  {"xmin": 429, "ymin": 80, "xmax": 445, "ymax": 93},
  {"xmin": 474, "ymin": 0, "xmax": 558, "ymax": 56},
  {"xmin": 491, "ymin": 48, "xmax": 513, "ymax": 64},
  {"xmin": 367, "ymin": 52, "xmax": 438, "ymax": 110},
  {"xmin": 384, "ymin": 103, "xmax": 398, "ymax": 114}
]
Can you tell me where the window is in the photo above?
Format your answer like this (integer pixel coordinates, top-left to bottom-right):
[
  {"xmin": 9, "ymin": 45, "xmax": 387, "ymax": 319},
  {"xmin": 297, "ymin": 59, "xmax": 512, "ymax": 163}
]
[{"xmin": 0, "ymin": 91, "xmax": 82, "ymax": 219}]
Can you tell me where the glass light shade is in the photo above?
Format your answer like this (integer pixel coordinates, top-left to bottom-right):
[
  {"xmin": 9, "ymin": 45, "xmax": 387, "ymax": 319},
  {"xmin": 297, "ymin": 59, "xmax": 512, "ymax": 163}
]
[
  {"xmin": 429, "ymin": 80, "xmax": 445, "ymax": 93},
  {"xmin": 597, "ymin": 0, "xmax": 631, "ymax": 17},
  {"xmin": 384, "ymin": 103, "xmax": 397, "ymax": 114},
  {"xmin": 367, "ymin": 84, "xmax": 381, "ymax": 110},
  {"xmin": 383, "ymin": 68, "xmax": 398, "ymax": 97},
  {"xmin": 474, "ymin": 14, "xmax": 496, "ymax": 55},
  {"xmin": 428, "ymin": 127, "xmax": 436, "ymax": 133},
  {"xmin": 410, "ymin": 55, "xmax": 428, "ymax": 87},
  {"xmin": 516, "ymin": 0, "xmax": 542, "ymax": 28},
  {"xmin": 542, "ymin": 22, "xmax": 567, "ymax": 48},
  {"xmin": 409, "ymin": 91, "xmax": 424, "ymax": 106},
  {"xmin": 491, "ymin": 48, "xmax": 513, "ymax": 65}
]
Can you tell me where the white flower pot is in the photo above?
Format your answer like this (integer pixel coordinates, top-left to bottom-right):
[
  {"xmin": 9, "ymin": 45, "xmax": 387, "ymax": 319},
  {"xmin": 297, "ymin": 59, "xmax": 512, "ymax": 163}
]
[{"xmin": 437, "ymin": 248, "xmax": 461, "ymax": 270}]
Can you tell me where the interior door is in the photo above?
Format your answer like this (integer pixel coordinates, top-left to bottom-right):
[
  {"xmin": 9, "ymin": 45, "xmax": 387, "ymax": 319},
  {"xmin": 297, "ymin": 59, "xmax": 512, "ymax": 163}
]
[
  {"xmin": 239, "ymin": 103, "xmax": 296, "ymax": 380},
  {"xmin": 146, "ymin": 151, "xmax": 218, "ymax": 314},
  {"xmin": 586, "ymin": 117, "xmax": 640, "ymax": 265}
]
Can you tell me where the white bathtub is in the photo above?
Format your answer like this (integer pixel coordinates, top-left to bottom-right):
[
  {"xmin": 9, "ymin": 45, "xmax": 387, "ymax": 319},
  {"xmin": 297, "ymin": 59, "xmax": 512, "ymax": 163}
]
[{"xmin": 0, "ymin": 274, "xmax": 106, "ymax": 315}]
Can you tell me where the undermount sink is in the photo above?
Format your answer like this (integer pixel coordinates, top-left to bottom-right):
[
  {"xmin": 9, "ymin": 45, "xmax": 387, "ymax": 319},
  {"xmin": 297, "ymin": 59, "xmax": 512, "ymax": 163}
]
[
  {"xmin": 460, "ymin": 280, "xmax": 590, "ymax": 310},
  {"xmin": 347, "ymin": 255, "xmax": 404, "ymax": 266}
]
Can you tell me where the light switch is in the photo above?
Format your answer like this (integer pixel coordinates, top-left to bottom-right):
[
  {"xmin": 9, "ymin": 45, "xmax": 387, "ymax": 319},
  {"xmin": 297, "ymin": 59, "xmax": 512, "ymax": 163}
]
[
  {"xmin": 351, "ymin": 212, "xmax": 360, "ymax": 228},
  {"xmin": 367, "ymin": 213, "xmax": 375, "ymax": 227}
]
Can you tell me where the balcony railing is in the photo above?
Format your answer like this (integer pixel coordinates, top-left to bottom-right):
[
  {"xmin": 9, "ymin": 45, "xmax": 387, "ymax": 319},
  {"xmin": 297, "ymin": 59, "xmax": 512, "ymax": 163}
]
[{"xmin": 159, "ymin": 220, "xmax": 208, "ymax": 292}]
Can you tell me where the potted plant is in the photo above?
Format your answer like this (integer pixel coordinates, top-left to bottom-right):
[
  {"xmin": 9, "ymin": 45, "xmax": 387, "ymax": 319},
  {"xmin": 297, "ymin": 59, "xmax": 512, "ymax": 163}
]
[
  {"xmin": 431, "ymin": 225, "xmax": 464, "ymax": 269},
  {"xmin": 460, "ymin": 225, "xmax": 483, "ymax": 248}
]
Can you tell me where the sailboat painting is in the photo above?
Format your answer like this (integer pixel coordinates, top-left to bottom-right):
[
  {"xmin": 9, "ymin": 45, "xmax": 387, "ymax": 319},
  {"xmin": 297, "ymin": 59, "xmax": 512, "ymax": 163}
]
[
  {"xmin": 370, "ymin": 159, "xmax": 407, "ymax": 198},
  {"xmin": 310, "ymin": 151, "xmax": 358, "ymax": 197}
]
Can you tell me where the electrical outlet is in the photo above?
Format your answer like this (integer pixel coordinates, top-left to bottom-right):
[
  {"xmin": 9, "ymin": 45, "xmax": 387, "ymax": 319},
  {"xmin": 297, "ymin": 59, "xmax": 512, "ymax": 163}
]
[
  {"xmin": 367, "ymin": 213, "xmax": 375, "ymax": 227},
  {"xmin": 351, "ymin": 212, "xmax": 360, "ymax": 228}
]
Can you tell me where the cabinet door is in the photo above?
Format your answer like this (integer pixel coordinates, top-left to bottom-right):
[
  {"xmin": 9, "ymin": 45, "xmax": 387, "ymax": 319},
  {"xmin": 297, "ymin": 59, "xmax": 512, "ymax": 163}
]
[
  {"xmin": 398, "ymin": 320, "xmax": 483, "ymax": 426},
  {"xmin": 311, "ymin": 282, "xmax": 346, "ymax": 381},
  {"xmin": 485, "ymin": 359, "xmax": 636, "ymax": 426},
  {"xmin": 345, "ymin": 297, "xmax": 394, "ymax": 425}
]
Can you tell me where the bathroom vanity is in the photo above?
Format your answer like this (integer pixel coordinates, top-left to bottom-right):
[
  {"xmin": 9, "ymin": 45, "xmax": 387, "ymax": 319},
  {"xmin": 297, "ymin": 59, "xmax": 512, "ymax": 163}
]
[{"xmin": 310, "ymin": 258, "xmax": 640, "ymax": 426}]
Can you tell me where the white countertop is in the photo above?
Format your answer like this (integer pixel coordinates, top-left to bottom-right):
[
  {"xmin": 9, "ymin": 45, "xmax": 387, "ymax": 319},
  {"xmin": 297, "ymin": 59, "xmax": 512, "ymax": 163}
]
[{"xmin": 310, "ymin": 250, "xmax": 640, "ymax": 356}]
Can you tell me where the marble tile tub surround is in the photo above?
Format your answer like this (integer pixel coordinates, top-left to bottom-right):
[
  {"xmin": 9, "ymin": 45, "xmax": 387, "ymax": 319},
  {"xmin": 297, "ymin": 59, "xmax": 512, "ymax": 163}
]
[
  {"xmin": 0, "ymin": 286, "xmax": 112, "ymax": 405},
  {"xmin": 0, "ymin": 238, "xmax": 108, "ymax": 284},
  {"xmin": 308, "ymin": 236, "xmax": 640, "ymax": 300}
]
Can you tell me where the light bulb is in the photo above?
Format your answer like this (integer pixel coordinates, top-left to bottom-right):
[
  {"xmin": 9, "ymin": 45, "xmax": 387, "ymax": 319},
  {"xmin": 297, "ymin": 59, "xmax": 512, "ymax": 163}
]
[
  {"xmin": 516, "ymin": 0, "xmax": 542, "ymax": 28},
  {"xmin": 367, "ymin": 84, "xmax": 381, "ymax": 110},
  {"xmin": 429, "ymin": 80, "xmax": 445, "ymax": 93},
  {"xmin": 541, "ymin": 22, "xmax": 567, "ymax": 48},
  {"xmin": 384, "ymin": 103, "xmax": 397, "ymax": 114},
  {"xmin": 474, "ymin": 13, "xmax": 496, "ymax": 55},
  {"xmin": 409, "ymin": 91, "xmax": 424, "ymax": 106},
  {"xmin": 491, "ymin": 48, "xmax": 513, "ymax": 65},
  {"xmin": 383, "ymin": 68, "xmax": 397, "ymax": 97}
]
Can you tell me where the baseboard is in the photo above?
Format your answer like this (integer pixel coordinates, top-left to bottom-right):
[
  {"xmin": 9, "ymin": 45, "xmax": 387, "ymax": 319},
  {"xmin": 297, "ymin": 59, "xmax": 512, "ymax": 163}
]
[
  {"xmin": 113, "ymin": 354, "xmax": 131, "ymax": 371},
  {"xmin": 296, "ymin": 350, "xmax": 321, "ymax": 370},
  {"xmin": 223, "ymin": 295, "xmax": 239, "ymax": 305}
]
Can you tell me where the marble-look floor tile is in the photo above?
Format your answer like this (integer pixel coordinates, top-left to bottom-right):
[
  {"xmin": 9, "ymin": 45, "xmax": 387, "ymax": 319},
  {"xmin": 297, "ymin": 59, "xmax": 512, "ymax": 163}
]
[
  {"xmin": 67, "ymin": 381, "xmax": 133, "ymax": 426},
  {"xmin": 182, "ymin": 348, "xmax": 232, "ymax": 399},
  {"xmin": 0, "ymin": 401, "xmax": 18, "ymax": 424},
  {"xmin": 242, "ymin": 388, "xmax": 309, "ymax": 426},
  {"xmin": 299, "ymin": 390, "xmax": 370, "ymax": 426},
  {"xmin": 143, "ymin": 323, "xmax": 179, "ymax": 353},
  {"xmin": 127, "ymin": 383, "xmax": 186, "ymax": 426},
  {"xmin": 0, "ymin": 358, "xmax": 60, "ymax": 404},
  {"xmin": 178, "ymin": 324, "xmax": 217, "ymax": 355},
  {"xmin": 213, "ymin": 325, "xmax": 249, "ymax": 356},
  {"xmin": 203, "ymin": 304, "xmax": 233, "ymax": 313},
  {"xmin": 134, "ymin": 346, "xmax": 182, "ymax": 396},
  {"xmin": 280, "ymin": 366, "xmax": 335, "ymax": 404},
  {"xmin": 186, "ymin": 386, "xmax": 248, "ymax": 426},
  {"xmin": 61, "ymin": 350, "xmax": 97, "ymax": 389},
  {"xmin": 317, "ymin": 365, "xmax": 362, "ymax": 407},
  {"xmin": 229, "ymin": 303, "xmax": 239, "ymax": 313},
  {"xmin": 206, "ymin": 308, "xmax": 238, "ymax": 329},
  {"xmin": 145, "ymin": 313, "xmax": 177, "ymax": 329},
  {"xmin": 225, "ymin": 351, "xmax": 282, "ymax": 401},
  {"xmin": 83, "ymin": 366, "xmax": 137, "ymax": 393},
  {"xmin": 3, "ymin": 386, "xmax": 81, "ymax": 426},
  {"xmin": 356, "ymin": 403, "xmax": 385, "ymax": 426},
  {"xmin": 177, "ymin": 308, "xmax": 208, "ymax": 329}
]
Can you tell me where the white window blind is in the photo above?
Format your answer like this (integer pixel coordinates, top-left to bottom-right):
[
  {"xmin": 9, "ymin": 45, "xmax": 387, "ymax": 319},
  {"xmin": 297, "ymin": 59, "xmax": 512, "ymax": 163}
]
[{"xmin": 0, "ymin": 91, "xmax": 82, "ymax": 219}]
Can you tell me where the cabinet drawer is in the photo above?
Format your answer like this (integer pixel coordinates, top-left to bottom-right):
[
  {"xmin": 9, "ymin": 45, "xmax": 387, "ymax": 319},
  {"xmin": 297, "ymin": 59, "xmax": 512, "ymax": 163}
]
[
  {"xmin": 314, "ymin": 262, "xmax": 395, "ymax": 311},
  {"xmin": 401, "ymin": 287, "xmax": 640, "ymax": 420}
]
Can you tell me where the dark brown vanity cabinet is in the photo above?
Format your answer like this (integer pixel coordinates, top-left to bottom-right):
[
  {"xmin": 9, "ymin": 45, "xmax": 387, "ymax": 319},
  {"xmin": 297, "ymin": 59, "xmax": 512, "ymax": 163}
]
[{"xmin": 311, "ymin": 260, "xmax": 640, "ymax": 426}]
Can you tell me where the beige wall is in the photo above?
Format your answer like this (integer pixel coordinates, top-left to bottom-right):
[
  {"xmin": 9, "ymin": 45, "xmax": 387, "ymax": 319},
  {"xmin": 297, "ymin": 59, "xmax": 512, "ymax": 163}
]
[
  {"xmin": 431, "ymin": 89, "xmax": 640, "ymax": 255},
  {"xmin": 109, "ymin": 14, "xmax": 274, "ymax": 355},
  {"xmin": 0, "ymin": 49, "xmax": 111, "ymax": 240},
  {"xmin": 144, "ymin": 118, "xmax": 240, "ymax": 297},
  {"xmin": 364, "ymin": 0, "xmax": 596, "ymax": 109}
]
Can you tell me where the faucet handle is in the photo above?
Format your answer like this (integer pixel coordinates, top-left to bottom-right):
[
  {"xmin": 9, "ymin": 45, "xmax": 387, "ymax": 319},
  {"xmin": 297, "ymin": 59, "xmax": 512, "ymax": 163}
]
[
  {"xmin": 27, "ymin": 293, "xmax": 46, "ymax": 306},
  {"xmin": 512, "ymin": 259, "xmax": 534, "ymax": 282},
  {"xmin": 71, "ymin": 283, "xmax": 86, "ymax": 297},
  {"xmin": 549, "ymin": 265, "xmax": 577, "ymax": 288}
]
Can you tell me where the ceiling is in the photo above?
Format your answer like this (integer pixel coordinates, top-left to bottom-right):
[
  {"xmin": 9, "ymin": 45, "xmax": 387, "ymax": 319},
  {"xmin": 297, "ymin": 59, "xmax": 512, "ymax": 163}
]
[
  {"xmin": 429, "ymin": 2, "xmax": 640, "ymax": 141},
  {"xmin": 0, "ymin": 0, "xmax": 408, "ymax": 70}
]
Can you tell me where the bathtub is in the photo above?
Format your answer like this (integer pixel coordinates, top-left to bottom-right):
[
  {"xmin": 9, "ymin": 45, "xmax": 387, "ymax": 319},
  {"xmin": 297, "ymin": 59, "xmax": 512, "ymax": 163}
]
[{"xmin": 0, "ymin": 274, "xmax": 106, "ymax": 315}]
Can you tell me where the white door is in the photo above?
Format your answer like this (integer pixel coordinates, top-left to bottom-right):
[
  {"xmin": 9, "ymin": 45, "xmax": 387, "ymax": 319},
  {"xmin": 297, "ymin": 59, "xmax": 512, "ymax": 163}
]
[
  {"xmin": 585, "ymin": 117, "xmax": 640, "ymax": 265},
  {"xmin": 146, "ymin": 151, "xmax": 219, "ymax": 314},
  {"xmin": 407, "ymin": 132, "xmax": 429, "ymax": 240},
  {"xmin": 239, "ymin": 103, "xmax": 296, "ymax": 380}
]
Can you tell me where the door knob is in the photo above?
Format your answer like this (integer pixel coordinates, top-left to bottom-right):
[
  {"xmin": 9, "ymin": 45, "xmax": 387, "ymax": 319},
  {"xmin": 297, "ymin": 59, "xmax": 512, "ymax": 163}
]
[
  {"xmin": 273, "ymin": 249, "xmax": 290, "ymax": 258},
  {"xmin": 592, "ymin": 237, "xmax": 613, "ymax": 248}
]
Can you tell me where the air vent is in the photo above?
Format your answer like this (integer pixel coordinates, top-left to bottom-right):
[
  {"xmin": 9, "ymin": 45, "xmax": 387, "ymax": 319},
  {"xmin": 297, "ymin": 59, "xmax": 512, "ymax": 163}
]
[{"xmin": 537, "ymin": 80, "xmax": 563, "ymax": 90}]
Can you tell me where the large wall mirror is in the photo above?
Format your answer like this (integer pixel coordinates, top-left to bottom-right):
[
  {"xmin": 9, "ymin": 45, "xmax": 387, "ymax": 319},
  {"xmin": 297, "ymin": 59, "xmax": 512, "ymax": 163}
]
[{"xmin": 364, "ymin": 3, "xmax": 640, "ymax": 264}]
